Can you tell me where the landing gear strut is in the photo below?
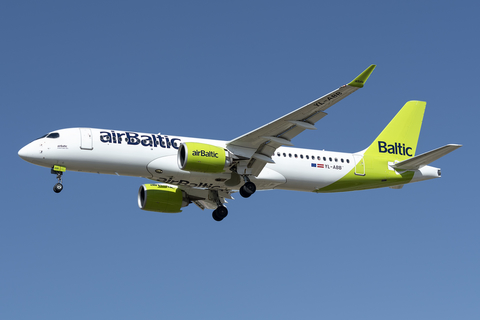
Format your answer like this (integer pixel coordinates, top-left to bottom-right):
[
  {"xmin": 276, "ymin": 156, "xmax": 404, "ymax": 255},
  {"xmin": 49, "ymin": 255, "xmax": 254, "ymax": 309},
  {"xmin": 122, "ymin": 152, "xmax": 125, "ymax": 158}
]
[
  {"xmin": 51, "ymin": 166, "xmax": 65, "ymax": 193},
  {"xmin": 239, "ymin": 175, "xmax": 256, "ymax": 198}
]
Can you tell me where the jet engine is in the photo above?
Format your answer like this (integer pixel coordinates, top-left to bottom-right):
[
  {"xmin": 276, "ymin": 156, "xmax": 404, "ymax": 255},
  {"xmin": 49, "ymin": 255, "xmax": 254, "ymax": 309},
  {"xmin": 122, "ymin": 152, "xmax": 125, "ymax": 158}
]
[
  {"xmin": 177, "ymin": 142, "xmax": 233, "ymax": 173},
  {"xmin": 138, "ymin": 184, "xmax": 190, "ymax": 213}
]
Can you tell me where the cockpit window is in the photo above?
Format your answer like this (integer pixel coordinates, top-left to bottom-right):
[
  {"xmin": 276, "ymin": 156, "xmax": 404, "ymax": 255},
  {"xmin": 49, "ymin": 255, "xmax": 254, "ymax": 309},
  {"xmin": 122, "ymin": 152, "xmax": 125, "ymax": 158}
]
[
  {"xmin": 47, "ymin": 132, "xmax": 60, "ymax": 138},
  {"xmin": 33, "ymin": 132, "xmax": 60, "ymax": 142}
]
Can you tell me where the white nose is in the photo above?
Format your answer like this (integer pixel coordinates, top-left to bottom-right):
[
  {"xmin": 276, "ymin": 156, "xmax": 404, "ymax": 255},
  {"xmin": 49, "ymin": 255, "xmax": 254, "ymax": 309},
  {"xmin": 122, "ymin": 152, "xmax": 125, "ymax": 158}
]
[{"xmin": 18, "ymin": 143, "xmax": 40, "ymax": 163}]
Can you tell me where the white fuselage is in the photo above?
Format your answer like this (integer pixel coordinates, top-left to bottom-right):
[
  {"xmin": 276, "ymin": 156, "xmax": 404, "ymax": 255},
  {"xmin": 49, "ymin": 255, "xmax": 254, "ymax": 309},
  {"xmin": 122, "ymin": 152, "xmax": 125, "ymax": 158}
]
[{"xmin": 18, "ymin": 128, "xmax": 440, "ymax": 193}]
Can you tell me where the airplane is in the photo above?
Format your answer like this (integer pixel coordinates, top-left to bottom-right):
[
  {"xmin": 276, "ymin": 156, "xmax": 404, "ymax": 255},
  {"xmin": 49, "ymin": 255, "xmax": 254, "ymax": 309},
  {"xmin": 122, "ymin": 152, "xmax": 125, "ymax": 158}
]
[{"xmin": 18, "ymin": 65, "xmax": 462, "ymax": 221}]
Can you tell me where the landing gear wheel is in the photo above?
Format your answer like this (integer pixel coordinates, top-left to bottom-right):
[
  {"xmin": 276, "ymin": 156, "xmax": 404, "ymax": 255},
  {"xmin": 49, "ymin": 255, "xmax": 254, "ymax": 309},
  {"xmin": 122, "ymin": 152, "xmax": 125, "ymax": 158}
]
[
  {"xmin": 212, "ymin": 206, "xmax": 228, "ymax": 221},
  {"xmin": 53, "ymin": 183, "xmax": 63, "ymax": 193},
  {"xmin": 239, "ymin": 181, "xmax": 256, "ymax": 198},
  {"xmin": 239, "ymin": 187, "xmax": 250, "ymax": 198}
]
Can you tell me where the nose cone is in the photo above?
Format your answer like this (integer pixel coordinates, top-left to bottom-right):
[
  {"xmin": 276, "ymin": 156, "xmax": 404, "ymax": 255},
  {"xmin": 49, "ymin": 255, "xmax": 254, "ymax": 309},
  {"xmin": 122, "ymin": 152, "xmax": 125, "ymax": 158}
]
[{"xmin": 18, "ymin": 143, "xmax": 39, "ymax": 164}]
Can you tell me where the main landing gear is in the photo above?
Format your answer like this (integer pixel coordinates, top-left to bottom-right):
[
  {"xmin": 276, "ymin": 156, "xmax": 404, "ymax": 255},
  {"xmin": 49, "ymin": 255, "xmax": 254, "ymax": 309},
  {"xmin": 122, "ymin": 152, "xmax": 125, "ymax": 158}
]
[
  {"xmin": 211, "ymin": 176, "xmax": 257, "ymax": 222},
  {"xmin": 51, "ymin": 166, "xmax": 65, "ymax": 193},
  {"xmin": 239, "ymin": 176, "xmax": 256, "ymax": 198},
  {"xmin": 210, "ymin": 189, "xmax": 229, "ymax": 222}
]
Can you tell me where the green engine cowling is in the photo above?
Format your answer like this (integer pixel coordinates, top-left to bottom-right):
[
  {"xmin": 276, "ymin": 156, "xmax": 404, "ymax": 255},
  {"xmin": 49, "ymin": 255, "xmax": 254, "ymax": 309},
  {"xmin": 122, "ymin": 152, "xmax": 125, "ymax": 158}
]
[
  {"xmin": 177, "ymin": 142, "xmax": 232, "ymax": 173},
  {"xmin": 138, "ymin": 184, "xmax": 189, "ymax": 213}
]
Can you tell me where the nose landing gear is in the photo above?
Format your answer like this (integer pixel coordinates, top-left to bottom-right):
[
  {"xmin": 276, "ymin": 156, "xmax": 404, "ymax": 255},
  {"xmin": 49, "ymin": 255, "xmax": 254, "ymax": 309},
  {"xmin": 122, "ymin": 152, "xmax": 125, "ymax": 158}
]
[{"xmin": 51, "ymin": 165, "xmax": 66, "ymax": 193}]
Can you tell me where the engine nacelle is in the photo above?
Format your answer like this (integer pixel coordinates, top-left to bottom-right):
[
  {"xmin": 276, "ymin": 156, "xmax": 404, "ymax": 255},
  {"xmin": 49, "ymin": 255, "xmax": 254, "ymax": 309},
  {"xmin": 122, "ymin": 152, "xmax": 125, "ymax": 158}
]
[
  {"xmin": 177, "ymin": 142, "xmax": 232, "ymax": 173},
  {"xmin": 138, "ymin": 184, "xmax": 189, "ymax": 213}
]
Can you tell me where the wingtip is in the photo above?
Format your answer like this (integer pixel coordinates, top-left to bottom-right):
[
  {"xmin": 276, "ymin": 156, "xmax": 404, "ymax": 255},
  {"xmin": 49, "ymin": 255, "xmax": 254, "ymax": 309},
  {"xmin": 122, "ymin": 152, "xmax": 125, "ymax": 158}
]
[
  {"xmin": 447, "ymin": 143, "xmax": 463, "ymax": 148},
  {"xmin": 348, "ymin": 64, "xmax": 376, "ymax": 88}
]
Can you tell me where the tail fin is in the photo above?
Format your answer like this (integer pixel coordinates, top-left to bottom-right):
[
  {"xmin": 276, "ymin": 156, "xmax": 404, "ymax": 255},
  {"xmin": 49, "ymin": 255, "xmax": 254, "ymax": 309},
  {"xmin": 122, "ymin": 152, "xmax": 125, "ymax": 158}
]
[{"xmin": 365, "ymin": 101, "xmax": 426, "ymax": 161}]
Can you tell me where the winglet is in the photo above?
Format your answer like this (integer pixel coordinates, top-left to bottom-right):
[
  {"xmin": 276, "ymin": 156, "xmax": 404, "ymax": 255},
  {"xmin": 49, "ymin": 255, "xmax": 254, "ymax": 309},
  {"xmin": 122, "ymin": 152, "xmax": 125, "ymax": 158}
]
[{"xmin": 348, "ymin": 64, "xmax": 376, "ymax": 88}]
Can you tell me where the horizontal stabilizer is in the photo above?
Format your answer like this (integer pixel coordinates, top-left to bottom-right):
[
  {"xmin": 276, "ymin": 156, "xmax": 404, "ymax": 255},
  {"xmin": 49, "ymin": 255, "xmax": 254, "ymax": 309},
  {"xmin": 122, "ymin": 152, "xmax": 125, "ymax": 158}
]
[{"xmin": 390, "ymin": 144, "xmax": 462, "ymax": 170}]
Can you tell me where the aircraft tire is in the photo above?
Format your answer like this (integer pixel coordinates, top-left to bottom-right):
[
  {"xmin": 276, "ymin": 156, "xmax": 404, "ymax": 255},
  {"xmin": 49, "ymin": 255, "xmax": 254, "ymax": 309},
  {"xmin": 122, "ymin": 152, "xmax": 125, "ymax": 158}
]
[
  {"xmin": 239, "ymin": 187, "xmax": 251, "ymax": 198},
  {"xmin": 239, "ymin": 182, "xmax": 256, "ymax": 198},
  {"xmin": 53, "ymin": 183, "xmax": 63, "ymax": 193},
  {"xmin": 212, "ymin": 206, "xmax": 228, "ymax": 221}
]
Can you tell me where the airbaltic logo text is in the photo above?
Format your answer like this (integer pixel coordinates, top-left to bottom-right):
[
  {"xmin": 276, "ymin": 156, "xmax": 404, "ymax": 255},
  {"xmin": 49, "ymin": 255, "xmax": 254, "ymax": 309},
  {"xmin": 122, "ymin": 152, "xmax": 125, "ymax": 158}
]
[
  {"xmin": 192, "ymin": 150, "xmax": 218, "ymax": 158},
  {"xmin": 100, "ymin": 131, "xmax": 181, "ymax": 149},
  {"xmin": 378, "ymin": 141, "xmax": 413, "ymax": 156}
]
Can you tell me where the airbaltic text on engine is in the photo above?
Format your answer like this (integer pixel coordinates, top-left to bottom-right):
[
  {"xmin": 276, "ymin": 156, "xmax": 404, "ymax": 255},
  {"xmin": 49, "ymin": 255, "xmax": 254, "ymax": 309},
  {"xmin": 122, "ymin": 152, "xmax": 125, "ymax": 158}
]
[
  {"xmin": 192, "ymin": 150, "xmax": 219, "ymax": 158},
  {"xmin": 99, "ymin": 130, "xmax": 181, "ymax": 149},
  {"xmin": 378, "ymin": 141, "xmax": 413, "ymax": 156}
]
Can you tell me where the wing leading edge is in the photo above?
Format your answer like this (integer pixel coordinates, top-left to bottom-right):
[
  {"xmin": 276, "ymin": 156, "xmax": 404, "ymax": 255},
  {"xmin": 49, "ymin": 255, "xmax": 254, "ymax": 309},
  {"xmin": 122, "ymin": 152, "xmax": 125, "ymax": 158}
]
[{"xmin": 227, "ymin": 65, "xmax": 376, "ymax": 176}]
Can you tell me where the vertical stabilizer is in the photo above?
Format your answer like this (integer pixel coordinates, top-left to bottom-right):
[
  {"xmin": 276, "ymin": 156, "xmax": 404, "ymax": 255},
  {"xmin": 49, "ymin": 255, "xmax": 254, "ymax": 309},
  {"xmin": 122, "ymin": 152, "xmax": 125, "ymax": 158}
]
[{"xmin": 365, "ymin": 101, "xmax": 426, "ymax": 161}]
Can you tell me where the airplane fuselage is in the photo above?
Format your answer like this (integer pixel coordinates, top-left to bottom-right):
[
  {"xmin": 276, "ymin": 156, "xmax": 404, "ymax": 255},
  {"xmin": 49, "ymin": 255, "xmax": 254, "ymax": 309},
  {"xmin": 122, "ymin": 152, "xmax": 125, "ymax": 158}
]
[{"xmin": 18, "ymin": 127, "xmax": 440, "ymax": 194}]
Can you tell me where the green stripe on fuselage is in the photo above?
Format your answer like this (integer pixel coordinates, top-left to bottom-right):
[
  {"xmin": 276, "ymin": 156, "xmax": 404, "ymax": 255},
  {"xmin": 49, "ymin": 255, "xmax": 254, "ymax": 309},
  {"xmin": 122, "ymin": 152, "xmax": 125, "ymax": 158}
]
[{"xmin": 315, "ymin": 155, "xmax": 414, "ymax": 192}]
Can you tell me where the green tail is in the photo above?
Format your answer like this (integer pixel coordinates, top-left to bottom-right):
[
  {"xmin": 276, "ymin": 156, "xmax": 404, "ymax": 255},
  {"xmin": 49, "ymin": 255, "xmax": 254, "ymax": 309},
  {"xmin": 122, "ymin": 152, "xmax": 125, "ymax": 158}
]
[
  {"xmin": 317, "ymin": 101, "xmax": 426, "ymax": 193},
  {"xmin": 364, "ymin": 100, "xmax": 426, "ymax": 161}
]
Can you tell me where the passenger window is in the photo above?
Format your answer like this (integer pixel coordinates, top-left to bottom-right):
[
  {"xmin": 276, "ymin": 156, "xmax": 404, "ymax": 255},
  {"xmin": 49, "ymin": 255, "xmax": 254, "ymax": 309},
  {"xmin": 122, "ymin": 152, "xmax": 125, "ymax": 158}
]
[
  {"xmin": 300, "ymin": 155, "xmax": 303, "ymax": 159},
  {"xmin": 346, "ymin": 159, "xmax": 350, "ymax": 163},
  {"xmin": 329, "ymin": 157, "xmax": 332, "ymax": 161},
  {"xmin": 323, "ymin": 157, "xmax": 326, "ymax": 161},
  {"xmin": 289, "ymin": 153, "xmax": 292, "ymax": 158},
  {"xmin": 283, "ymin": 153, "xmax": 286, "ymax": 157},
  {"xmin": 294, "ymin": 154, "xmax": 298, "ymax": 158},
  {"xmin": 335, "ymin": 158, "xmax": 338, "ymax": 162},
  {"xmin": 341, "ymin": 159, "xmax": 344, "ymax": 163},
  {"xmin": 306, "ymin": 155, "xmax": 309, "ymax": 160},
  {"xmin": 317, "ymin": 156, "xmax": 321, "ymax": 161}
]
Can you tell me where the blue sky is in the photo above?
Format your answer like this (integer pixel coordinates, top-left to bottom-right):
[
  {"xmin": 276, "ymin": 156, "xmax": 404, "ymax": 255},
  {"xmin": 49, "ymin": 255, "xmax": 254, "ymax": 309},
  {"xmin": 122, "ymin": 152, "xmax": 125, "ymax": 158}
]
[{"xmin": 2, "ymin": 1, "xmax": 478, "ymax": 319}]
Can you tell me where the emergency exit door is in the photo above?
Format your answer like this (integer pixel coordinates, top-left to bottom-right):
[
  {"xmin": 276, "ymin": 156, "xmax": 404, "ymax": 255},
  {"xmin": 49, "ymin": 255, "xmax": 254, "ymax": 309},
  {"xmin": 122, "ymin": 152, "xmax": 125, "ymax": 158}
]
[{"xmin": 353, "ymin": 154, "xmax": 365, "ymax": 176}]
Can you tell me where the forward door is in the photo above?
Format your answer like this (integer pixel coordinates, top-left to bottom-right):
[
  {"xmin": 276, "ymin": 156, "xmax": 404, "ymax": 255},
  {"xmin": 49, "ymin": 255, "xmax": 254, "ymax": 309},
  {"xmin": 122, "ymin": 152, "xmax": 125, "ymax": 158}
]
[{"xmin": 79, "ymin": 128, "xmax": 93, "ymax": 150}]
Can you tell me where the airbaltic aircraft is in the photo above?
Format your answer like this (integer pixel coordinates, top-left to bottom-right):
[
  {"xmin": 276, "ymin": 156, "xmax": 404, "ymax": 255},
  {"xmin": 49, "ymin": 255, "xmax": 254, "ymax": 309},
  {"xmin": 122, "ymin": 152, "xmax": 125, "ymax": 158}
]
[{"xmin": 18, "ymin": 65, "xmax": 461, "ymax": 221}]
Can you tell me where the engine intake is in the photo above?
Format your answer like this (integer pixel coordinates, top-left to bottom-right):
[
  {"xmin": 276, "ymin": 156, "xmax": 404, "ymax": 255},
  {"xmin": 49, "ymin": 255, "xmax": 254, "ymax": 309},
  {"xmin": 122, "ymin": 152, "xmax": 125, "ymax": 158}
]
[
  {"xmin": 177, "ymin": 142, "xmax": 232, "ymax": 173},
  {"xmin": 138, "ymin": 184, "xmax": 189, "ymax": 213}
]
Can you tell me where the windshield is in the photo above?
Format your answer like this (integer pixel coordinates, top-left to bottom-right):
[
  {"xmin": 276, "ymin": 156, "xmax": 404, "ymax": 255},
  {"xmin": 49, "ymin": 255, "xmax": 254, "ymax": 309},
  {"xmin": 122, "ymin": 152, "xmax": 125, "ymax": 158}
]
[{"xmin": 32, "ymin": 132, "xmax": 60, "ymax": 142}]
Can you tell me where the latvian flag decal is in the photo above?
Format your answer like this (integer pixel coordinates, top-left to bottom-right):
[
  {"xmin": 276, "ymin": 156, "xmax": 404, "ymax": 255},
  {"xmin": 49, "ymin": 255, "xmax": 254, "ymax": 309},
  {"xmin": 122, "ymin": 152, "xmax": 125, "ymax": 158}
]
[{"xmin": 311, "ymin": 163, "xmax": 324, "ymax": 168}]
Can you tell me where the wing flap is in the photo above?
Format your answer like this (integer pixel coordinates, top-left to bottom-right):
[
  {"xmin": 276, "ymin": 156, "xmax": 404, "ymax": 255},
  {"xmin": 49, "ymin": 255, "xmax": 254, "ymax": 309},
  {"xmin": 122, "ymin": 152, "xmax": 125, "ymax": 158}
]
[{"xmin": 391, "ymin": 144, "xmax": 462, "ymax": 170}]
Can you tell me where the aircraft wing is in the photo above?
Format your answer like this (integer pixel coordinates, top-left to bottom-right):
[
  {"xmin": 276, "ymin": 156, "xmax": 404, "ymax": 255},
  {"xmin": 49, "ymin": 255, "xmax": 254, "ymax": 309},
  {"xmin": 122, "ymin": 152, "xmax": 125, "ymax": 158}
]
[{"xmin": 227, "ymin": 65, "xmax": 376, "ymax": 176}]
